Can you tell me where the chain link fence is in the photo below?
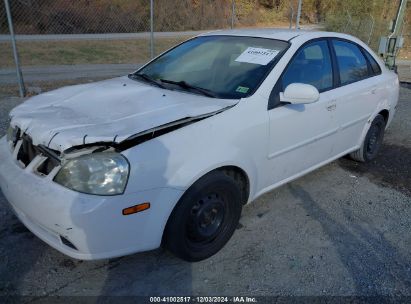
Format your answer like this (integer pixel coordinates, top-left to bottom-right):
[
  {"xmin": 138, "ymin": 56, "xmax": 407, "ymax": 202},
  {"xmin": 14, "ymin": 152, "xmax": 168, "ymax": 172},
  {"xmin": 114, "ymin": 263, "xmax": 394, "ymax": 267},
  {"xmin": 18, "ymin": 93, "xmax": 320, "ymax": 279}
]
[
  {"xmin": 0, "ymin": 0, "xmax": 409, "ymax": 96},
  {"xmin": 1, "ymin": 0, "xmax": 152, "ymax": 68},
  {"xmin": 0, "ymin": 0, "xmax": 239, "ymax": 96},
  {"xmin": 321, "ymin": 0, "xmax": 405, "ymax": 51}
]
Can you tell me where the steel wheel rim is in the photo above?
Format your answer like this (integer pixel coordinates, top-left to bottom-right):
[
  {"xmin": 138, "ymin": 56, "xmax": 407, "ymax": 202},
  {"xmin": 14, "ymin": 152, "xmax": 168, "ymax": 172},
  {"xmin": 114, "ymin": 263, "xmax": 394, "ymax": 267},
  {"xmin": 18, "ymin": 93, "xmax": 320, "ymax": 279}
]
[{"xmin": 186, "ymin": 193, "xmax": 226, "ymax": 244}]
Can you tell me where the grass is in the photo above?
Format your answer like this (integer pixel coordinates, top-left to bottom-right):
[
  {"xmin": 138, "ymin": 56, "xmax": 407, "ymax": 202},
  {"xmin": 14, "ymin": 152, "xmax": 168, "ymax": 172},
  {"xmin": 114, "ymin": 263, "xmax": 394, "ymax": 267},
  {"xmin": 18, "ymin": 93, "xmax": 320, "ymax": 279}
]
[
  {"xmin": 0, "ymin": 77, "xmax": 111, "ymax": 98},
  {"xmin": 2, "ymin": 35, "xmax": 409, "ymax": 69},
  {"xmin": 0, "ymin": 37, "xmax": 190, "ymax": 67}
]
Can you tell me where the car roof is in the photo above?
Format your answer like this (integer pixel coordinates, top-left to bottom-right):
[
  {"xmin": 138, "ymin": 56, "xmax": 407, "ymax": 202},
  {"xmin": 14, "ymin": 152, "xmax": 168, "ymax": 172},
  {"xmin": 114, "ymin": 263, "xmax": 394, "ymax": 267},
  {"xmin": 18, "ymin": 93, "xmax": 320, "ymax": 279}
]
[
  {"xmin": 199, "ymin": 28, "xmax": 350, "ymax": 42},
  {"xmin": 198, "ymin": 28, "xmax": 384, "ymax": 69}
]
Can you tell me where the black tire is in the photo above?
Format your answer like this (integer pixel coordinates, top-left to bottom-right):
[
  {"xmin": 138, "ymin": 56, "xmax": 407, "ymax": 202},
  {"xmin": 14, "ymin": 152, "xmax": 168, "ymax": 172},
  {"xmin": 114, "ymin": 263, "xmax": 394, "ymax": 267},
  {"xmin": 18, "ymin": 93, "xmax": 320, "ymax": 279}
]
[
  {"xmin": 350, "ymin": 114, "xmax": 386, "ymax": 162},
  {"xmin": 164, "ymin": 170, "xmax": 242, "ymax": 262}
]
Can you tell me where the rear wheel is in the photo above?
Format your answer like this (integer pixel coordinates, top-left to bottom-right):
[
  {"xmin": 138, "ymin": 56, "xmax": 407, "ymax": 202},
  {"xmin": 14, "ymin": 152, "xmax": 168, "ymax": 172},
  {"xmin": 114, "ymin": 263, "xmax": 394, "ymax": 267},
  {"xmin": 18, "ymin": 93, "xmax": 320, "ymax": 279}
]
[
  {"xmin": 350, "ymin": 114, "xmax": 386, "ymax": 162},
  {"xmin": 164, "ymin": 171, "xmax": 242, "ymax": 262}
]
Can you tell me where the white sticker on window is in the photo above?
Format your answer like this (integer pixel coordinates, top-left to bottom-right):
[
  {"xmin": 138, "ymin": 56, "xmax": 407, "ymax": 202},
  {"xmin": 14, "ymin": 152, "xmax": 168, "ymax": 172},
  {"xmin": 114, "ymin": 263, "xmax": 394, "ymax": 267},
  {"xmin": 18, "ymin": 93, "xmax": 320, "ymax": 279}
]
[{"xmin": 235, "ymin": 47, "xmax": 280, "ymax": 65}]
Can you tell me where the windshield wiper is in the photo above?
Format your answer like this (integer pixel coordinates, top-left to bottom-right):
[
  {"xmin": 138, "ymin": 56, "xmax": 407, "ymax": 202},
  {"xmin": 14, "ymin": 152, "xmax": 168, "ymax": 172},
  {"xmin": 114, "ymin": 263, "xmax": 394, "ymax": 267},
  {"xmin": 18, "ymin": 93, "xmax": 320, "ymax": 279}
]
[
  {"xmin": 128, "ymin": 73, "xmax": 166, "ymax": 89},
  {"xmin": 159, "ymin": 79, "xmax": 217, "ymax": 98}
]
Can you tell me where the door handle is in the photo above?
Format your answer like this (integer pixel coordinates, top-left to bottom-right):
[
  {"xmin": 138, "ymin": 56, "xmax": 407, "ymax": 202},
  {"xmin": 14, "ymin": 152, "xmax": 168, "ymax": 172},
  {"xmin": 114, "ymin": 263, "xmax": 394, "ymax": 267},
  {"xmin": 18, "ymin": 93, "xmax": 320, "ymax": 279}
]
[
  {"xmin": 371, "ymin": 88, "xmax": 377, "ymax": 94},
  {"xmin": 326, "ymin": 104, "xmax": 337, "ymax": 111}
]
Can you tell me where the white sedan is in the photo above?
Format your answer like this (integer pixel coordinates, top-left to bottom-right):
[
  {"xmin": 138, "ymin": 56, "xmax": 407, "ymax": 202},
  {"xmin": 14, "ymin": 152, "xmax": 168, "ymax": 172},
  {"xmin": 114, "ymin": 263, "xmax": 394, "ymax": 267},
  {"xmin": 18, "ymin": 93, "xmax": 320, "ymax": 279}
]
[{"xmin": 0, "ymin": 29, "xmax": 399, "ymax": 261}]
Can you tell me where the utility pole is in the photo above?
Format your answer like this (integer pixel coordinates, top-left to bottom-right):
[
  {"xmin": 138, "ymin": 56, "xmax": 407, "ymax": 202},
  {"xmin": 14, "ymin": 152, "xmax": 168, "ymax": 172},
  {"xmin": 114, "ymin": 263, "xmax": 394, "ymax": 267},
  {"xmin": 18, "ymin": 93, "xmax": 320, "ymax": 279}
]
[
  {"xmin": 4, "ymin": 0, "xmax": 25, "ymax": 97},
  {"xmin": 231, "ymin": 0, "xmax": 236, "ymax": 29},
  {"xmin": 378, "ymin": 0, "xmax": 408, "ymax": 69}
]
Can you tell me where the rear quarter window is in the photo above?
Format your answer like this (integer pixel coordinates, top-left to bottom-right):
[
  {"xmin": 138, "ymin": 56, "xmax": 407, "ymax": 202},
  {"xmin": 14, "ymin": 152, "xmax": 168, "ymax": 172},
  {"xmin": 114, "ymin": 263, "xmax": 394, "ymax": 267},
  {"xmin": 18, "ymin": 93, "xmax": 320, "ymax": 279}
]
[
  {"xmin": 362, "ymin": 49, "xmax": 382, "ymax": 76},
  {"xmin": 332, "ymin": 40, "xmax": 369, "ymax": 85}
]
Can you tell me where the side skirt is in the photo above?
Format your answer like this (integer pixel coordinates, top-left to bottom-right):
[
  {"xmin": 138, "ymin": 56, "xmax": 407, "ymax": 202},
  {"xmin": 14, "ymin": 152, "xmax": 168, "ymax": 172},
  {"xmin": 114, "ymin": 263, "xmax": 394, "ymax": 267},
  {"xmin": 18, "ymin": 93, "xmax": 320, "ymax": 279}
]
[{"xmin": 250, "ymin": 146, "xmax": 360, "ymax": 203}]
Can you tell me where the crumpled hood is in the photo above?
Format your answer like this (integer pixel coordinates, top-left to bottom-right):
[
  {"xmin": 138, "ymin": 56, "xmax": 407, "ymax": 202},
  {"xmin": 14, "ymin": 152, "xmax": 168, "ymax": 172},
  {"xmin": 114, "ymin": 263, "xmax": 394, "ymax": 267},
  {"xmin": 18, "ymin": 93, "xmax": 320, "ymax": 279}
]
[{"xmin": 10, "ymin": 76, "xmax": 238, "ymax": 152}]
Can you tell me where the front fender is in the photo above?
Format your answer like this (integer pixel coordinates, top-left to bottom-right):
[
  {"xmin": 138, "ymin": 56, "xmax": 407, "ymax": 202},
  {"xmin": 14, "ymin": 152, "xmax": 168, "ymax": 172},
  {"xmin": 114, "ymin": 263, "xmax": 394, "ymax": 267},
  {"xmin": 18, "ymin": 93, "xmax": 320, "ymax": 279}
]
[
  {"xmin": 167, "ymin": 144, "xmax": 258, "ymax": 204},
  {"xmin": 122, "ymin": 98, "xmax": 268, "ymax": 203}
]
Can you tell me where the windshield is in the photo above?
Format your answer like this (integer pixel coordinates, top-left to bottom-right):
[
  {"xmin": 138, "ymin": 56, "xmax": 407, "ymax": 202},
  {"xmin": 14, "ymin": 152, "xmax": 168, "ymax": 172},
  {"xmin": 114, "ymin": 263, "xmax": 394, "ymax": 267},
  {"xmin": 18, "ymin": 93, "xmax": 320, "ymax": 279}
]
[{"xmin": 134, "ymin": 35, "xmax": 289, "ymax": 99}]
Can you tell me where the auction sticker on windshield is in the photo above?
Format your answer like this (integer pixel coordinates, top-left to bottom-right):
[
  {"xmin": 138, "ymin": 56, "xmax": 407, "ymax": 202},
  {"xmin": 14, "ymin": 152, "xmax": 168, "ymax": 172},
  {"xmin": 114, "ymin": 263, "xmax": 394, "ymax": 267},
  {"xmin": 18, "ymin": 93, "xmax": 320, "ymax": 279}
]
[{"xmin": 235, "ymin": 47, "xmax": 280, "ymax": 65}]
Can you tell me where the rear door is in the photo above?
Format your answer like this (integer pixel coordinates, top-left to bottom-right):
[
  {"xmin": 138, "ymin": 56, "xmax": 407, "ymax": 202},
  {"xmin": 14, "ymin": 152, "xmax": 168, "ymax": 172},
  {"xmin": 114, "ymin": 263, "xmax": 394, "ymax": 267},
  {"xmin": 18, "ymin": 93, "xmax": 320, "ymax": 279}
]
[{"xmin": 329, "ymin": 39, "xmax": 383, "ymax": 154}]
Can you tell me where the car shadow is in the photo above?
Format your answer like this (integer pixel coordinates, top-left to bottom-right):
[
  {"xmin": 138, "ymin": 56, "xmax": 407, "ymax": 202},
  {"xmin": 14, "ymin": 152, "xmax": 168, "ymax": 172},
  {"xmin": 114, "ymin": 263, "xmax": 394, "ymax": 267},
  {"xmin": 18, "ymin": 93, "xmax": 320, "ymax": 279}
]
[
  {"xmin": 287, "ymin": 184, "xmax": 411, "ymax": 295},
  {"xmin": 97, "ymin": 249, "xmax": 193, "ymax": 297},
  {"xmin": 0, "ymin": 191, "xmax": 45, "ymax": 300}
]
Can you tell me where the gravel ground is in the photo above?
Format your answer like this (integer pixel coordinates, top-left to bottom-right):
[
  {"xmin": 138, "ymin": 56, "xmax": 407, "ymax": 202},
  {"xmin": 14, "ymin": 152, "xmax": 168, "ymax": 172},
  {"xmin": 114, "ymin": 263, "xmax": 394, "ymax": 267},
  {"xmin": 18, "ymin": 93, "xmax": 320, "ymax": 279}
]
[{"xmin": 0, "ymin": 85, "xmax": 410, "ymax": 299}]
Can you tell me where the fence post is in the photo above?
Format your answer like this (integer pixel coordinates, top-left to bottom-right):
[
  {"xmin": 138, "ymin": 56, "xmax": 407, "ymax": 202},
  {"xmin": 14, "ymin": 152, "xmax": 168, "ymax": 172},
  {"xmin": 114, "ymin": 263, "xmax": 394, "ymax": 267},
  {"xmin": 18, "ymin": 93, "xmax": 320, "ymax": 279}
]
[
  {"xmin": 4, "ymin": 0, "xmax": 25, "ymax": 97},
  {"xmin": 150, "ymin": 0, "xmax": 154, "ymax": 59},
  {"xmin": 231, "ymin": 0, "xmax": 235, "ymax": 29},
  {"xmin": 296, "ymin": 0, "xmax": 302, "ymax": 29}
]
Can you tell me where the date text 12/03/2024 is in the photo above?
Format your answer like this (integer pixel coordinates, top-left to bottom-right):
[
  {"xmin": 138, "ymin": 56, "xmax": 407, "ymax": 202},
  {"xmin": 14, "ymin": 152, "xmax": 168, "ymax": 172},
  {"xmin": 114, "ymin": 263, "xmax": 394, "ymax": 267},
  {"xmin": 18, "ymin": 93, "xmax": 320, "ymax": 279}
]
[{"xmin": 149, "ymin": 296, "xmax": 257, "ymax": 303}]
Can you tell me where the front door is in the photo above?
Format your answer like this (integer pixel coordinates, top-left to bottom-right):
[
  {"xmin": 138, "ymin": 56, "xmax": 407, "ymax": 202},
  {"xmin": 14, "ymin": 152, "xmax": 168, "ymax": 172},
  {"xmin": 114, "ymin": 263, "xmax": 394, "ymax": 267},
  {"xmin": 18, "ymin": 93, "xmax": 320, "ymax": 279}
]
[{"xmin": 265, "ymin": 39, "xmax": 338, "ymax": 188}]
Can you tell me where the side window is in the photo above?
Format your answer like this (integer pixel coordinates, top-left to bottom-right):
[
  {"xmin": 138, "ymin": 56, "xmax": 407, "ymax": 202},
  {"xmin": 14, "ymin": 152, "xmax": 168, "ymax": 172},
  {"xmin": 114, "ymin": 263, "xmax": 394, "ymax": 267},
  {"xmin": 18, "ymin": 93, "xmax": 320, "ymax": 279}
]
[
  {"xmin": 282, "ymin": 40, "xmax": 333, "ymax": 92},
  {"xmin": 332, "ymin": 40, "xmax": 369, "ymax": 85},
  {"xmin": 363, "ymin": 49, "xmax": 382, "ymax": 76}
]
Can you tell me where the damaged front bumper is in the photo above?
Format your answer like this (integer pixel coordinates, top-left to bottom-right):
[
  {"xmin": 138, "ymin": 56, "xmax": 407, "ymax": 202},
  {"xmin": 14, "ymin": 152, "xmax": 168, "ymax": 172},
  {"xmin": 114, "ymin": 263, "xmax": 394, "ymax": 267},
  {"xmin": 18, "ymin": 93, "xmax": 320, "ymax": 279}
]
[{"xmin": 0, "ymin": 137, "xmax": 183, "ymax": 260}]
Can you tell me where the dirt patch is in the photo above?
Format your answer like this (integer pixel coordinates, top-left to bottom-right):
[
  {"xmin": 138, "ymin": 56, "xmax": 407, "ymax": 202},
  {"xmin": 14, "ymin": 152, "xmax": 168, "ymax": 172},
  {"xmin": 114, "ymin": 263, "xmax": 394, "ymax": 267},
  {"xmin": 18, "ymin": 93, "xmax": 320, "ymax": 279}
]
[
  {"xmin": 339, "ymin": 144, "xmax": 411, "ymax": 197},
  {"xmin": 59, "ymin": 259, "xmax": 76, "ymax": 270}
]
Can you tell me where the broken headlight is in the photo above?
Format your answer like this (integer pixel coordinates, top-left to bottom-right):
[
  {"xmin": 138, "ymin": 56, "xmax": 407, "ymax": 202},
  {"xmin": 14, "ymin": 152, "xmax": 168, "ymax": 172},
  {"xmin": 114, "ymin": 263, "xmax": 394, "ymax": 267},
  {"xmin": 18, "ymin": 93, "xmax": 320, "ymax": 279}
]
[{"xmin": 54, "ymin": 152, "xmax": 129, "ymax": 195}]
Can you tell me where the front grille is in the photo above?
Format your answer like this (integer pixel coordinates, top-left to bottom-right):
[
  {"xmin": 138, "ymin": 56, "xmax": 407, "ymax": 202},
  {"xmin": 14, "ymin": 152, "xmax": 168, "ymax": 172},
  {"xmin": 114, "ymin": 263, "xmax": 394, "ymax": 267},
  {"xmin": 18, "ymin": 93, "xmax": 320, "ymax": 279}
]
[
  {"xmin": 13, "ymin": 133, "xmax": 61, "ymax": 175},
  {"xmin": 17, "ymin": 134, "xmax": 41, "ymax": 167},
  {"xmin": 37, "ymin": 157, "xmax": 60, "ymax": 175}
]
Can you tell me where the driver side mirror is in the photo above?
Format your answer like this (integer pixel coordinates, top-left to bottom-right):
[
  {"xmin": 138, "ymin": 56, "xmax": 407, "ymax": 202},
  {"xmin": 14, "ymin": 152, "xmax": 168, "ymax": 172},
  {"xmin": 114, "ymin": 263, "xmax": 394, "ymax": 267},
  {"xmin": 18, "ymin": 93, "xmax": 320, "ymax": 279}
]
[{"xmin": 280, "ymin": 83, "xmax": 320, "ymax": 104}]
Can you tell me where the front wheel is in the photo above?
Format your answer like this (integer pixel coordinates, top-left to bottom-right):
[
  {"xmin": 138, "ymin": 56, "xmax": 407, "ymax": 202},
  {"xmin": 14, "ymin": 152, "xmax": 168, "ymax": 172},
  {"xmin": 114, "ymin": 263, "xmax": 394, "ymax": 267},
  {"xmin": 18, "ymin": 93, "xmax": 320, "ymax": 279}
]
[
  {"xmin": 350, "ymin": 114, "xmax": 386, "ymax": 162},
  {"xmin": 164, "ymin": 171, "xmax": 242, "ymax": 262}
]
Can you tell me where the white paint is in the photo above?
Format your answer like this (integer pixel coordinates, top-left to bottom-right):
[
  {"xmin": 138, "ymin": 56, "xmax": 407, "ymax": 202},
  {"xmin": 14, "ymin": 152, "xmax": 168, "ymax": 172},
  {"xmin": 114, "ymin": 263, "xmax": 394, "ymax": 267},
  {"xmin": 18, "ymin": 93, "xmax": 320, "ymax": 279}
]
[
  {"xmin": 9, "ymin": 77, "xmax": 237, "ymax": 152},
  {"xmin": 0, "ymin": 29, "xmax": 399, "ymax": 260}
]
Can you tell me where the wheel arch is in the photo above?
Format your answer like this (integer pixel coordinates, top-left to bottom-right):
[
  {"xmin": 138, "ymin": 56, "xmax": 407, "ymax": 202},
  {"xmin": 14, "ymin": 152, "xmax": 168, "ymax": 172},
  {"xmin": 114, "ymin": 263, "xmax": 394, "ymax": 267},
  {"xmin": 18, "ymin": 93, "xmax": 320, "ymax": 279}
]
[
  {"xmin": 178, "ymin": 164, "xmax": 251, "ymax": 206},
  {"xmin": 217, "ymin": 165, "xmax": 250, "ymax": 205},
  {"xmin": 378, "ymin": 109, "xmax": 389, "ymax": 124},
  {"xmin": 358, "ymin": 108, "xmax": 390, "ymax": 147},
  {"xmin": 161, "ymin": 164, "xmax": 250, "ymax": 247}
]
